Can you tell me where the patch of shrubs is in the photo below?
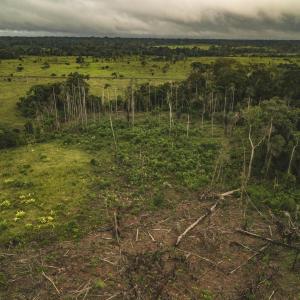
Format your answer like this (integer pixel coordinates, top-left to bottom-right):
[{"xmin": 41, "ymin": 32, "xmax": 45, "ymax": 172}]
[
  {"xmin": 247, "ymin": 184, "xmax": 300, "ymax": 212},
  {"xmin": 0, "ymin": 125, "xmax": 25, "ymax": 149}
]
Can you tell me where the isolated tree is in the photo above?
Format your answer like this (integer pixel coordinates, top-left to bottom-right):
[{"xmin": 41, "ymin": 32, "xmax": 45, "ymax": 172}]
[{"xmin": 76, "ymin": 56, "xmax": 85, "ymax": 64}]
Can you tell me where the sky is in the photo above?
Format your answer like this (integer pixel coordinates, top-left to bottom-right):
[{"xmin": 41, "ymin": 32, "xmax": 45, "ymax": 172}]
[{"xmin": 0, "ymin": 0, "xmax": 300, "ymax": 39}]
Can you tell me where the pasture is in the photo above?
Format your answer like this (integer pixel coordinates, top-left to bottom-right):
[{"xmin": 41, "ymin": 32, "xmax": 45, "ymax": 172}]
[{"xmin": 1, "ymin": 54, "xmax": 299, "ymax": 126}]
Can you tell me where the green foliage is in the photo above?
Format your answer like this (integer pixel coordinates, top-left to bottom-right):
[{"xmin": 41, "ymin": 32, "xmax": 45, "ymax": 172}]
[
  {"xmin": 18, "ymin": 82, "xmax": 61, "ymax": 118},
  {"xmin": 76, "ymin": 56, "xmax": 85, "ymax": 64},
  {"xmin": 0, "ymin": 125, "xmax": 24, "ymax": 149},
  {"xmin": 0, "ymin": 272, "xmax": 7, "ymax": 287},
  {"xmin": 17, "ymin": 72, "xmax": 90, "ymax": 120},
  {"xmin": 200, "ymin": 289, "xmax": 214, "ymax": 300},
  {"xmin": 247, "ymin": 184, "xmax": 299, "ymax": 212},
  {"xmin": 151, "ymin": 192, "xmax": 166, "ymax": 208},
  {"xmin": 0, "ymin": 200, "xmax": 11, "ymax": 210},
  {"xmin": 94, "ymin": 279, "xmax": 106, "ymax": 289},
  {"xmin": 97, "ymin": 179, "xmax": 112, "ymax": 190},
  {"xmin": 0, "ymin": 219, "xmax": 8, "ymax": 233}
]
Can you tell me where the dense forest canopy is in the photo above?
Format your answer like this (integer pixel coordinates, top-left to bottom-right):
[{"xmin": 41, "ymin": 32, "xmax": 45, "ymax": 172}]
[{"xmin": 0, "ymin": 37, "xmax": 300, "ymax": 59}]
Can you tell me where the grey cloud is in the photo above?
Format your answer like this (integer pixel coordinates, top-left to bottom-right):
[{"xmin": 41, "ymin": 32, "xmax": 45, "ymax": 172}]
[{"xmin": 0, "ymin": 0, "xmax": 299, "ymax": 38}]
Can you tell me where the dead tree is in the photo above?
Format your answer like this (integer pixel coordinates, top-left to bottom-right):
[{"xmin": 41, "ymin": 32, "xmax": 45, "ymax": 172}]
[
  {"xmin": 201, "ymin": 102, "xmax": 206, "ymax": 129},
  {"xmin": 52, "ymin": 88, "xmax": 60, "ymax": 130},
  {"xmin": 247, "ymin": 125, "xmax": 266, "ymax": 183},
  {"xmin": 288, "ymin": 138, "xmax": 299, "ymax": 175},
  {"xmin": 168, "ymin": 92, "xmax": 173, "ymax": 135},
  {"xmin": 186, "ymin": 113, "xmax": 190, "ymax": 137},
  {"xmin": 109, "ymin": 113, "xmax": 117, "ymax": 153},
  {"xmin": 131, "ymin": 85, "xmax": 135, "ymax": 127}
]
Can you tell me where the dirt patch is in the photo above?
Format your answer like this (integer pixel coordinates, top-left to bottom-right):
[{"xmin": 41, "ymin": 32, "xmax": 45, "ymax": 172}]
[{"xmin": 1, "ymin": 192, "xmax": 299, "ymax": 299}]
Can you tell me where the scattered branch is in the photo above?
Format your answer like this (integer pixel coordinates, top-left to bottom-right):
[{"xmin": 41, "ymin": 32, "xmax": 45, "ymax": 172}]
[
  {"xmin": 236, "ymin": 229, "xmax": 300, "ymax": 251},
  {"xmin": 177, "ymin": 248, "xmax": 224, "ymax": 271},
  {"xmin": 42, "ymin": 271, "xmax": 60, "ymax": 295},
  {"xmin": 228, "ymin": 244, "xmax": 269, "ymax": 275},
  {"xmin": 175, "ymin": 189, "xmax": 239, "ymax": 246},
  {"xmin": 268, "ymin": 290, "xmax": 276, "ymax": 300}
]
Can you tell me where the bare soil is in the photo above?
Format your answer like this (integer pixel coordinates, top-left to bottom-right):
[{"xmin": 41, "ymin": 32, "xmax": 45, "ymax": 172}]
[{"xmin": 1, "ymin": 192, "xmax": 299, "ymax": 299}]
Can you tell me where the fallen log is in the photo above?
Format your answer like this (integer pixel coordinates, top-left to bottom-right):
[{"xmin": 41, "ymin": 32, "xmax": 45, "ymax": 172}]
[
  {"xmin": 175, "ymin": 189, "xmax": 240, "ymax": 246},
  {"xmin": 236, "ymin": 229, "xmax": 300, "ymax": 251}
]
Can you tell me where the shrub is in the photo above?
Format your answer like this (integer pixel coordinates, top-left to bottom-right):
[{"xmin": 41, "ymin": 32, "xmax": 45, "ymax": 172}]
[
  {"xmin": 94, "ymin": 279, "xmax": 106, "ymax": 289},
  {"xmin": 41, "ymin": 62, "xmax": 50, "ymax": 69},
  {"xmin": 0, "ymin": 219, "xmax": 8, "ymax": 233},
  {"xmin": 0, "ymin": 125, "xmax": 24, "ymax": 149},
  {"xmin": 16, "ymin": 65, "xmax": 24, "ymax": 72},
  {"xmin": 152, "ymin": 192, "xmax": 165, "ymax": 208},
  {"xmin": 0, "ymin": 200, "xmax": 11, "ymax": 209}
]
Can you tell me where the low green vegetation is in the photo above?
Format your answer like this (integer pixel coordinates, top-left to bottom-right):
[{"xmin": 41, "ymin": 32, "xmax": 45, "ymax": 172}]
[{"xmin": 0, "ymin": 115, "xmax": 224, "ymax": 245}]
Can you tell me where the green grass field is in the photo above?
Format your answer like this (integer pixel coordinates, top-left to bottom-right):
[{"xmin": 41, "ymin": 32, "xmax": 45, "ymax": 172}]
[{"xmin": 0, "ymin": 141, "xmax": 94, "ymax": 242}]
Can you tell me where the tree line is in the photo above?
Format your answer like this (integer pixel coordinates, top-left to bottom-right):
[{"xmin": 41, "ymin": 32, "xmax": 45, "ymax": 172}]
[{"xmin": 0, "ymin": 37, "xmax": 300, "ymax": 59}]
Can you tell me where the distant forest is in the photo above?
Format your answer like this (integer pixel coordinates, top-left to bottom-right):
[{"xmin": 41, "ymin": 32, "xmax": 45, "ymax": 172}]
[{"xmin": 0, "ymin": 37, "xmax": 300, "ymax": 59}]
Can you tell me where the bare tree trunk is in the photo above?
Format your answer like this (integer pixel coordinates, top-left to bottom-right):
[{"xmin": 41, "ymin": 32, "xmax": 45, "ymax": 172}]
[
  {"xmin": 242, "ymin": 144, "xmax": 247, "ymax": 187},
  {"xmin": 77, "ymin": 85, "xmax": 84, "ymax": 127},
  {"xmin": 82, "ymin": 86, "xmax": 88, "ymax": 127},
  {"xmin": 231, "ymin": 88, "xmax": 235, "ymax": 112},
  {"xmin": 102, "ymin": 89, "xmax": 105, "ymax": 115},
  {"xmin": 53, "ymin": 88, "xmax": 60, "ymax": 130},
  {"xmin": 148, "ymin": 83, "xmax": 151, "ymax": 112},
  {"xmin": 175, "ymin": 85, "xmax": 178, "ymax": 114},
  {"xmin": 264, "ymin": 117, "xmax": 273, "ymax": 176},
  {"xmin": 168, "ymin": 93, "xmax": 173, "ymax": 136},
  {"xmin": 247, "ymin": 125, "xmax": 265, "ymax": 182},
  {"xmin": 247, "ymin": 143, "xmax": 255, "ymax": 182},
  {"xmin": 202, "ymin": 103, "xmax": 205, "ymax": 129},
  {"xmin": 288, "ymin": 139, "xmax": 299, "ymax": 174},
  {"xmin": 63, "ymin": 102, "xmax": 67, "ymax": 123},
  {"xmin": 109, "ymin": 113, "xmax": 117, "ymax": 153},
  {"xmin": 186, "ymin": 113, "xmax": 190, "ymax": 137},
  {"xmin": 131, "ymin": 85, "xmax": 135, "ymax": 127},
  {"xmin": 97, "ymin": 98, "xmax": 101, "ymax": 122},
  {"xmin": 211, "ymin": 92, "xmax": 214, "ymax": 136},
  {"xmin": 114, "ymin": 88, "xmax": 118, "ymax": 115}
]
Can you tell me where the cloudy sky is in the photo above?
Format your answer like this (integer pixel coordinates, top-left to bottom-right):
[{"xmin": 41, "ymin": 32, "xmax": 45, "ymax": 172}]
[{"xmin": 0, "ymin": 0, "xmax": 300, "ymax": 39}]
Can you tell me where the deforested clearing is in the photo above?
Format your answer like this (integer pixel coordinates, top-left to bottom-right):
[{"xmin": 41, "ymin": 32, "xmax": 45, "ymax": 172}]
[{"xmin": 0, "ymin": 35, "xmax": 300, "ymax": 299}]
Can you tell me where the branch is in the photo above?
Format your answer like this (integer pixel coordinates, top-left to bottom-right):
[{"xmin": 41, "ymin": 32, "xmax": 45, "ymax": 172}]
[
  {"xmin": 42, "ymin": 271, "xmax": 60, "ymax": 295},
  {"xmin": 236, "ymin": 229, "xmax": 300, "ymax": 251},
  {"xmin": 228, "ymin": 244, "xmax": 269, "ymax": 275},
  {"xmin": 175, "ymin": 189, "xmax": 239, "ymax": 246}
]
